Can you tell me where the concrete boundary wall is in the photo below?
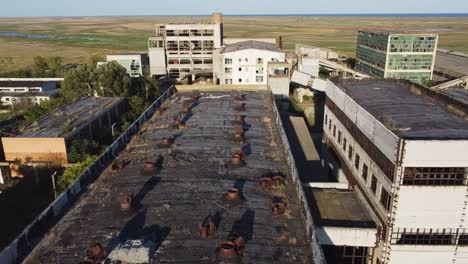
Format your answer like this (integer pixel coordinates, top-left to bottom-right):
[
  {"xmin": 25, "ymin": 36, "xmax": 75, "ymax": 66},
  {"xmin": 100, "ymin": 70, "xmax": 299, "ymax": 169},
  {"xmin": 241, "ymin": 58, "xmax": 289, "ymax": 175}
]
[
  {"xmin": 176, "ymin": 84, "xmax": 268, "ymax": 92},
  {"xmin": 271, "ymin": 97, "xmax": 327, "ymax": 264},
  {"xmin": 0, "ymin": 86, "xmax": 177, "ymax": 264}
]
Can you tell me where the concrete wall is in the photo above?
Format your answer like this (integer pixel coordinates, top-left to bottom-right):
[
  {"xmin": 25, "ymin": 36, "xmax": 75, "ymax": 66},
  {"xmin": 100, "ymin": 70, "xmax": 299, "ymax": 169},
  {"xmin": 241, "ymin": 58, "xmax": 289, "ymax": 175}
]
[
  {"xmin": 402, "ymin": 140, "xmax": 468, "ymax": 167},
  {"xmin": 271, "ymin": 96, "xmax": 327, "ymax": 264},
  {"xmin": 1, "ymin": 137, "xmax": 67, "ymax": 164},
  {"xmin": 390, "ymin": 245, "xmax": 455, "ymax": 264},
  {"xmin": 148, "ymin": 47, "xmax": 166, "ymax": 76},
  {"xmin": 218, "ymin": 48, "xmax": 285, "ymax": 85},
  {"xmin": 317, "ymin": 226, "xmax": 377, "ymax": 247},
  {"xmin": 394, "ymin": 186, "xmax": 467, "ymax": 229}
]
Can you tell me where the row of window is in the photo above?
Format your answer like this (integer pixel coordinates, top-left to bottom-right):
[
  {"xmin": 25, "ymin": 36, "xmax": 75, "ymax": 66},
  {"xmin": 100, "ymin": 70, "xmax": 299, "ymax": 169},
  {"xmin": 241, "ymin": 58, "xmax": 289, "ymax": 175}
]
[
  {"xmin": 325, "ymin": 98, "xmax": 395, "ymax": 181},
  {"xmin": 224, "ymin": 76, "xmax": 264, "ymax": 84},
  {"xmin": 224, "ymin": 57, "xmax": 277, "ymax": 65},
  {"xmin": 326, "ymin": 113, "xmax": 392, "ymax": 212},
  {"xmin": 403, "ymin": 167, "xmax": 466, "ymax": 185},
  {"xmin": 224, "ymin": 67, "xmax": 265, "ymax": 74},
  {"xmin": 391, "ymin": 228, "xmax": 468, "ymax": 246}
]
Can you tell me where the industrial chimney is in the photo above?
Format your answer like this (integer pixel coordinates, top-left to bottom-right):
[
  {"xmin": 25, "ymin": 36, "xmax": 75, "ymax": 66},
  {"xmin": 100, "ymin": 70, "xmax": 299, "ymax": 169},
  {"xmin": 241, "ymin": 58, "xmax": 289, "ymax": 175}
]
[{"xmin": 212, "ymin": 13, "xmax": 223, "ymax": 24}]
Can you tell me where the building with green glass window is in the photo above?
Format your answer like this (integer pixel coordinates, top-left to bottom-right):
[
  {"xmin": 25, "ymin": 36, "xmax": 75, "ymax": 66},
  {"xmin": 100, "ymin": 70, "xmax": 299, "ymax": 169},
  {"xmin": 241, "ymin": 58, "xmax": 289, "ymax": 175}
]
[{"xmin": 356, "ymin": 31, "xmax": 438, "ymax": 84}]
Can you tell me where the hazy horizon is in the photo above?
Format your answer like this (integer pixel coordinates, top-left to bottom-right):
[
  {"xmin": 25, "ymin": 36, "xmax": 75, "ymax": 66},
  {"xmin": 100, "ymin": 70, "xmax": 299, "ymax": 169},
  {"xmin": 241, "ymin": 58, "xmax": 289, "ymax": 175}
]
[{"xmin": 3, "ymin": 0, "xmax": 468, "ymax": 17}]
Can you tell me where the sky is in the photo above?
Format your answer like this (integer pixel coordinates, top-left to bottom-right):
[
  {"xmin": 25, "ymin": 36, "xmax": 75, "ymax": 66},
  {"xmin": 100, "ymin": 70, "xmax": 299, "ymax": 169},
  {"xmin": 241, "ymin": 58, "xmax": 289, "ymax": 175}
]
[{"xmin": 1, "ymin": 0, "xmax": 468, "ymax": 17}]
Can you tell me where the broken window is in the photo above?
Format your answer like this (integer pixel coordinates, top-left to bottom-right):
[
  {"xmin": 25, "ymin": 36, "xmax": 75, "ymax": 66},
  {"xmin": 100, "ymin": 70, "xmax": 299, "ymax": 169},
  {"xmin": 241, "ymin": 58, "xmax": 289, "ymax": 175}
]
[
  {"xmin": 362, "ymin": 164, "xmax": 368, "ymax": 181},
  {"xmin": 402, "ymin": 167, "xmax": 465, "ymax": 186},
  {"xmin": 380, "ymin": 187, "xmax": 391, "ymax": 211},
  {"xmin": 371, "ymin": 175, "xmax": 377, "ymax": 194},
  {"xmin": 354, "ymin": 154, "xmax": 360, "ymax": 170}
]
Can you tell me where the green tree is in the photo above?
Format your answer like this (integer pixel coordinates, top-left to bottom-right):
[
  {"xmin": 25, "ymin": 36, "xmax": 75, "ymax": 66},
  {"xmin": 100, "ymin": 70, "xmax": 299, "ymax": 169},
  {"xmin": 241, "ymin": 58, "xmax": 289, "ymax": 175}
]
[
  {"xmin": 61, "ymin": 64, "xmax": 97, "ymax": 102},
  {"xmin": 144, "ymin": 77, "xmax": 160, "ymax": 100},
  {"xmin": 95, "ymin": 61, "xmax": 132, "ymax": 97},
  {"xmin": 67, "ymin": 139, "xmax": 100, "ymax": 163},
  {"xmin": 57, "ymin": 155, "xmax": 96, "ymax": 193},
  {"xmin": 89, "ymin": 54, "xmax": 105, "ymax": 68}
]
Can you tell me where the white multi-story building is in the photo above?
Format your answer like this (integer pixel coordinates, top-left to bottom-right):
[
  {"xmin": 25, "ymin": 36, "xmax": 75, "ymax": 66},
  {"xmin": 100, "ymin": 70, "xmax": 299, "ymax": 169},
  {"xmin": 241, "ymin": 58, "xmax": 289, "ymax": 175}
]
[
  {"xmin": 214, "ymin": 40, "xmax": 286, "ymax": 85},
  {"xmin": 322, "ymin": 78, "xmax": 468, "ymax": 263},
  {"xmin": 106, "ymin": 53, "xmax": 149, "ymax": 78},
  {"xmin": 148, "ymin": 13, "xmax": 223, "ymax": 80},
  {"xmin": 0, "ymin": 80, "xmax": 59, "ymax": 106}
]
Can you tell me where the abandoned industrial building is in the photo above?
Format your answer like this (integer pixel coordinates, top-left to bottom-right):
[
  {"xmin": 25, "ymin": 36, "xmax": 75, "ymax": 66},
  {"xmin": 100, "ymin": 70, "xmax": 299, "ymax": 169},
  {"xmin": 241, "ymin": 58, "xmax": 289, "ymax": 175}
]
[
  {"xmin": 321, "ymin": 78, "xmax": 468, "ymax": 263},
  {"xmin": 1, "ymin": 97, "xmax": 125, "ymax": 169},
  {"xmin": 2, "ymin": 86, "xmax": 325, "ymax": 264},
  {"xmin": 148, "ymin": 13, "xmax": 223, "ymax": 80},
  {"xmin": 355, "ymin": 31, "xmax": 438, "ymax": 84}
]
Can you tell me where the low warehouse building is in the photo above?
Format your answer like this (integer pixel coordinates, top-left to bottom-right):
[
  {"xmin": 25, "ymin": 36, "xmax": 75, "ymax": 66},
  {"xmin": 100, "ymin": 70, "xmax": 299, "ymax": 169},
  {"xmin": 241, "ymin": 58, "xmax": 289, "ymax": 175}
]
[{"xmin": 1, "ymin": 97, "xmax": 126, "ymax": 172}]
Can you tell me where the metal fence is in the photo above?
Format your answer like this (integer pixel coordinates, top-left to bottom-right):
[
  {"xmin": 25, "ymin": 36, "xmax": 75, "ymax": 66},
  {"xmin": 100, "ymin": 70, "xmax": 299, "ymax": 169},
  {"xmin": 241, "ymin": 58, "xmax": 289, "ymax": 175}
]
[
  {"xmin": 271, "ymin": 96, "xmax": 327, "ymax": 264},
  {"xmin": 0, "ymin": 86, "xmax": 176, "ymax": 264}
]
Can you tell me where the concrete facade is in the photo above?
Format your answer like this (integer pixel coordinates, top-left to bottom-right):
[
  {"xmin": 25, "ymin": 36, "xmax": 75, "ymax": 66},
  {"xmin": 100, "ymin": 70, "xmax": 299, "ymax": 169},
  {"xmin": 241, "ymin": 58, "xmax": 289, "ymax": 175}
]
[
  {"xmin": 149, "ymin": 13, "xmax": 223, "ymax": 80},
  {"xmin": 322, "ymin": 79, "xmax": 468, "ymax": 263},
  {"xmin": 106, "ymin": 53, "xmax": 149, "ymax": 77},
  {"xmin": 356, "ymin": 31, "xmax": 438, "ymax": 84},
  {"xmin": 215, "ymin": 41, "xmax": 286, "ymax": 85}
]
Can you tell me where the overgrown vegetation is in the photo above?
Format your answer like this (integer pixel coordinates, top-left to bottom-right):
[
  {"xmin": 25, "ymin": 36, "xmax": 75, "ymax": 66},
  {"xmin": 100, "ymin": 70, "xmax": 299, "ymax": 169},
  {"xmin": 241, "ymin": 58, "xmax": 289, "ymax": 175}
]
[{"xmin": 57, "ymin": 155, "xmax": 96, "ymax": 193}]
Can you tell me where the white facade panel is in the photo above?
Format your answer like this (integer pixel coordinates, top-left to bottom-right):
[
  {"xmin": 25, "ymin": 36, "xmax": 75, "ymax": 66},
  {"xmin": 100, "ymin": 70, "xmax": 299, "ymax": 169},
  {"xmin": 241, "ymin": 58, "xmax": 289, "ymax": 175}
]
[
  {"xmin": 333, "ymin": 85, "xmax": 346, "ymax": 110},
  {"xmin": 218, "ymin": 48, "xmax": 285, "ymax": 85},
  {"xmin": 356, "ymin": 107, "xmax": 375, "ymax": 140},
  {"xmin": 343, "ymin": 96, "xmax": 359, "ymax": 123},
  {"xmin": 148, "ymin": 48, "xmax": 166, "ymax": 76},
  {"xmin": 390, "ymin": 245, "xmax": 455, "ymax": 264},
  {"xmin": 317, "ymin": 226, "xmax": 377, "ymax": 247},
  {"xmin": 373, "ymin": 121, "xmax": 399, "ymax": 162},
  {"xmin": 394, "ymin": 186, "xmax": 466, "ymax": 228},
  {"xmin": 402, "ymin": 140, "xmax": 468, "ymax": 167}
]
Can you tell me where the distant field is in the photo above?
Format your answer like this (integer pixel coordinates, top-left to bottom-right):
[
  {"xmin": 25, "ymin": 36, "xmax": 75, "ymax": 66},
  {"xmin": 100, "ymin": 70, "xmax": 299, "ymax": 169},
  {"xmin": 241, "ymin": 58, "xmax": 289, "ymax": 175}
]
[{"xmin": 0, "ymin": 15, "xmax": 468, "ymax": 73}]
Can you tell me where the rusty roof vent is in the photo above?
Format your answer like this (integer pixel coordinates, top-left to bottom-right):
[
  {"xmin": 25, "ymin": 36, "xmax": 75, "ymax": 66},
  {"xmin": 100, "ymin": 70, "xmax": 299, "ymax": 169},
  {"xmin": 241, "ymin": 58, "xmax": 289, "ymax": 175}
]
[
  {"xmin": 216, "ymin": 241, "xmax": 241, "ymax": 262},
  {"xmin": 182, "ymin": 100, "xmax": 192, "ymax": 114},
  {"xmin": 272, "ymin": 196, "xmax": 287, "ymax": 217},
  {"xmin": 119, "ymin": 192, "xmax": 133, "ymax": 210},
  {"xmin": 228, "ymin": 232, "xmax": 246, "ymax": 254},
  {"xmin": 234, "ymin": 125, "xmax": 243, "ymax": 135},
  {"xmin": 234, "ymin": 114, "xmax": 244, "ymax": 125},
  {"xmin": 82, "ymin": 242, "xmax": 107, "ymax": 263},
  {"xmin": 173, "ymin": 114, "xmax": 184, "ymax": 128},
  {"xmin": 199, "ymin": 214, "xmax": 217, "ymax": 238},
  {"xmin": 159, "ymin": 136, "xmax": 174, "ymax": 148},
  {"xmin": 232, "ymin": 130, "xmax": 245, "ymax": 143},
  {"xmin": 272, "ymin": 174, "xmax": 286, "ymax": 187},
  {"xmin": 221, "ymin": 188, "xmax": 244, "ymax": 208},
  {"xmin": 141, "ymin": 161, "xmax": 157, "ymax": 176},
  {"xmin": 258, "ymin": 175, "xmax": 272, "ymax": 190},
  {"xmin": 234, "ymin": 103, "xmax": 246, "ymax": 112},
  {"xmin": 190, "ymin": 94, "xmax": 200, "ymax": 102},
  {"xmin": 227, "ymin": 149, "xmax": 247, "ymax": 168}
]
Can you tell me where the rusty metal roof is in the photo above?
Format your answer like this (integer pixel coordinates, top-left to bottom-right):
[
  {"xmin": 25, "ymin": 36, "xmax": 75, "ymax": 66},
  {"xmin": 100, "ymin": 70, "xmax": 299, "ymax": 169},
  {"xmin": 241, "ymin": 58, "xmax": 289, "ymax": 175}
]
[
  {"xmin": 17, "ymin": 97, "xmax": 124, "ymax": 139},
  {"xmin": 24, "ymin": 90, "xmax": 313, "ymax": 263}
]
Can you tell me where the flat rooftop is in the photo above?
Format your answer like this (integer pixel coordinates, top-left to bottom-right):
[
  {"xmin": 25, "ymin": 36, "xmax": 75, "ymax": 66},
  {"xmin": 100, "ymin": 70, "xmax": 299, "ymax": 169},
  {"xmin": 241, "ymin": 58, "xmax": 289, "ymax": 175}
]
[
  {"xmin": 24, "ymin": 89, "xmax": 313, "ymax": 263},
  {"xmin": 437, "ymin": 88, "xmax": 468, "ymax": 105},
  {"xmin": 18, "ymin": 97, "xmax": 124, "ymax": 139},
  {"xmin": 330, "ymin": 78, "xmax": 468, "ymax": 140},
  {"xmin": 0, "ymin": 89, "xmax": 59, "ymax": 97},
  {"xmin": 435, "ymin": 49, "xmax": 468, "ymax": 77},
  {"xmin": 222, "ymin": 40, "xmax": 282, "ymax": 54},
  {"xmin": 359, "ymin": 29, "xmax": 438, "ymax": 36},
  {"xmin": 306, "ymin": 188, "xmax": 375, "ymax": 228},
  {"xmin": 0, "ymin": 80, "xmax": 57, "ymax": 88}
]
